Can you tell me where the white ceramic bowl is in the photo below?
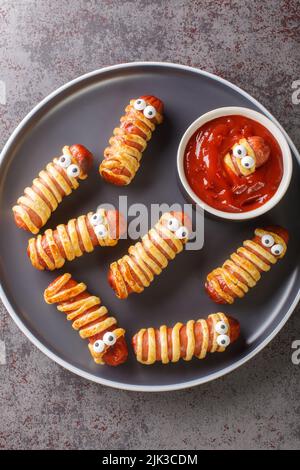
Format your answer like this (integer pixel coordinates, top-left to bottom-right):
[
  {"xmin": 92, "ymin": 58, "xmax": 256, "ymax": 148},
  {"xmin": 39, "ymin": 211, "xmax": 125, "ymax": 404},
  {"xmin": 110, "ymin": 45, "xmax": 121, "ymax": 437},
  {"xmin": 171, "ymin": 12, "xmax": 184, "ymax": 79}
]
[{"xmin": 177, "ymin": 106, "xmax": 293, "ymax": 220}]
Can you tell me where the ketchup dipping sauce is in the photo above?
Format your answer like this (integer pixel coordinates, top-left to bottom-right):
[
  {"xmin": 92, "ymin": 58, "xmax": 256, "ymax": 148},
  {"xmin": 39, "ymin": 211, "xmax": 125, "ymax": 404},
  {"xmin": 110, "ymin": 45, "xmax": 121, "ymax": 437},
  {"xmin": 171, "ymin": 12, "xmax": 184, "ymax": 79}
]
[{"xmin": 184, "ymin": 115, "xmax": 283, "ymax": 213}]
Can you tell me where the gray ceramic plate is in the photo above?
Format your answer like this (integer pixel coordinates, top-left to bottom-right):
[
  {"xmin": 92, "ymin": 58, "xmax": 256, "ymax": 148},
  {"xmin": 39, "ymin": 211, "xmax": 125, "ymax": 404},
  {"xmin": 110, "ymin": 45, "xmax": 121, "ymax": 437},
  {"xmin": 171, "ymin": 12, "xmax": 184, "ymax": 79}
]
[{"xmin": 0, "ymin": 62, "xmax": 299, "ymax": 392}]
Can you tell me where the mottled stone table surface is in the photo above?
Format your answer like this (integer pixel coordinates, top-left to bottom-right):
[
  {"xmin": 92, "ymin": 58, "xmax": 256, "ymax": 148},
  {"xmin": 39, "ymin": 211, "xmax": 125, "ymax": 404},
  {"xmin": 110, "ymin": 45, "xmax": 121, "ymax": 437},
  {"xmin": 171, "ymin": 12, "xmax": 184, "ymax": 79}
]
[{"xmin": 0, "ymin": 0, "xmax": 299, "ymax": 450}]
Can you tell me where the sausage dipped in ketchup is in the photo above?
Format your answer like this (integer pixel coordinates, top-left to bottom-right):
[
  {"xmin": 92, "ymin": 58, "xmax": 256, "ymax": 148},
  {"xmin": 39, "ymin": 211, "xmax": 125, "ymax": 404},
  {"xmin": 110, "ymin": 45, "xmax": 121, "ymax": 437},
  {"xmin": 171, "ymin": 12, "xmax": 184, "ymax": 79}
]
[{"xmin": 184, "ymin": 115, "xmax": 283, "ymax": 213}]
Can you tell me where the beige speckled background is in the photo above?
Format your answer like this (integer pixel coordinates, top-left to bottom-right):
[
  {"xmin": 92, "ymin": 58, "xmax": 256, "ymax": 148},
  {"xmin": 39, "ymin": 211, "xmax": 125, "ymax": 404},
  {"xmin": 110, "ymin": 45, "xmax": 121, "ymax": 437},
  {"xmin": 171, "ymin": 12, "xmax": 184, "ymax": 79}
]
[{"xmin": 0, "ymin": 0, "xmax": 300, "ymax": 450}]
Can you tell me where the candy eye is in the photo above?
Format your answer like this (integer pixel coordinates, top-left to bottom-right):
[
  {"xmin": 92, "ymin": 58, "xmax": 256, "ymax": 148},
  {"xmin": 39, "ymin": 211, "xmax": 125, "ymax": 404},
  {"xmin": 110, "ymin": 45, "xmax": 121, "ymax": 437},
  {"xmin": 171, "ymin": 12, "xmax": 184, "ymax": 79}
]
[
  {"xmin": 167, "ymin": 217, "xmax": 180, "ymax": 232},
  {"xmin": 271, "ymin": 244, "xmax": 283, "ymax": 256},
  {"xmin": 103, "ymin": 331, "xmax": 116, "ymax": 346},
  {"xmin": 143, "ymin": 105, "xmax": 157, "ymax": 119},
  {"xmin": 94, "ymin": 224, "xmax": 107, "ymax": 238},
  {"xmin": 57, "ymin": 154, "xmax": 71, "ymax": 168},
  {"xmin": 93, "ymin": 340, "xmax": 105, "ymax": 353},
  {"xmin": 233, "ymin": 144, "xmax": 247, "ymax": 159},
  {"xmin": 215, "ymin": 320, "xmax": 228, "ymax": 335},
  {"xmin": 90, "ymin": 213, "xmax": 104, "ymax": 226},
  {"xmin": 216, "ymin": 334, "xmax": 230, "ymax": 347},
  {"xmin": 261, "ymin": 234, "xmax": 275, "ymax": 247},
  {"xmin": 241, "ymin": 156, "xmax": 255, "ymax": 169},
  {"xmin": 175, "ymin": 226, "xmax": 189, "ymax": 240},
  {"xmin": 67, "ymin": 164, "xmax": 80, "ymax": 178},
  {"xmin": 133, "ymin": 99, "xmax": 146, "ymax": 111}
]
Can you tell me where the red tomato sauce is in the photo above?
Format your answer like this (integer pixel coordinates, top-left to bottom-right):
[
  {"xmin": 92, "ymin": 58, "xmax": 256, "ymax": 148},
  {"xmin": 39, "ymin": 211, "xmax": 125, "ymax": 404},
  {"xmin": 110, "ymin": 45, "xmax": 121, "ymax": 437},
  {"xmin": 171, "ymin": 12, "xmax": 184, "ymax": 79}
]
[{"xmin": 184, "ymin": 115, "xmax": 283, "ymax": 212}]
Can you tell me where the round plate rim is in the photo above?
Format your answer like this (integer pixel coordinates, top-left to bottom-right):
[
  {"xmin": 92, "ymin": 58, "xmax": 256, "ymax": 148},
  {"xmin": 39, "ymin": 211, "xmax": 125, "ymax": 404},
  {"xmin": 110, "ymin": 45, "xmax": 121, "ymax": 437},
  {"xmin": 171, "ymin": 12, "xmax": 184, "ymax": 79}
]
[{"xmin": 0, "ymin": 61, "xmax": 299, "ymax": 392}]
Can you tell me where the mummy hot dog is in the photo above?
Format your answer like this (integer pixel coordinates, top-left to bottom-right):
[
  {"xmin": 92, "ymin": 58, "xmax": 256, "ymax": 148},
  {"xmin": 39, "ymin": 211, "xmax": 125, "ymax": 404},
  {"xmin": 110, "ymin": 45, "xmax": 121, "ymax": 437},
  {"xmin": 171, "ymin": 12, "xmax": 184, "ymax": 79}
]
[
  {"xmin": 108, "ymin": 211, "xmax": 191, "ymax": 299},
  {"xmin": 44, "ymin": 273, "xmax": 128, "ymax": 366},
  {"xmin": 99, "ymin": 95, "xmax": 164, "ymax": 186},
  {"xmin": 12, "ymin": 144, "xmax": 93, "ymax": 234},
  {"xmin": 132, "ymin": 313, "xmax": 240, "ymax": 365},
  {"xmin": 27, "ymin": 208, "xmax": 126, "ymax": 270},
  {"xmin": 205, "ymin": 226, "xmax": 288, "ymax": 304},
  {"xmin": 223, "ymin": 136, "xmax": 270, "ymax": 177}
]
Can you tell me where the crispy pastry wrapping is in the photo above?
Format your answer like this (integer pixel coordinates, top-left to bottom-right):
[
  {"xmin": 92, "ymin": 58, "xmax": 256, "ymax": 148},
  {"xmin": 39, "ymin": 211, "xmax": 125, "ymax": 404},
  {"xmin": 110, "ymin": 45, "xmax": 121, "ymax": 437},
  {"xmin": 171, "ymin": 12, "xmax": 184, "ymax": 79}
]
[
  {"xmin": 205, "ymin": 226, "xmax": 288, "ymax": 304},
  {"xmin": 132, "ymin": 313, "xmax": 240, "ymax": 365},
  {"xmin": 99, "ymin": 95, "xmax": 164, "ymax": 186},
  {"xmin": 44, "ymin": 273, "xmax": 128, "ymax": 366},
  {"xmin": 12, "ymin": 144, "xmax": 93, "ymax": 234},
  {"xmin": 28, "ymin": 209, "xmax": 126, "ymax": 271},
  {"xmin": 108, "ymin": 211, "xmax": 191, "ymax": 299}
]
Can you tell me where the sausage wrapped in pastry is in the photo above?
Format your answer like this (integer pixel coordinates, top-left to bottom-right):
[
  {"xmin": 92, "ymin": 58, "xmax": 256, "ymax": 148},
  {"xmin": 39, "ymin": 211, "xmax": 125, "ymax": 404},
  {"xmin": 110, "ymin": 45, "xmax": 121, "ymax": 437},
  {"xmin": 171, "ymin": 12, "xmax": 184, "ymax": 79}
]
[
  {"xmin": 99, "ymin": 95, "xmax": 163, "ymax": 186},
  {"xmin": 12, "ymin": 144, "xmax": 93, "ymax": 234},
  {"xmin": 44, "ymin": 273, "xmax": 128, "ymax": 366},
  {"xmin": 205, "ymin": 226, "xmax": 288, "ymax": 304},
  {"xmin": 28, "ymin": 208, "xmax": 126, "ymax": 270},
  {"xmin": 132, "ymin": 313, "xmax": 239, "ymax": 365},
  {"xmin": 108, "ymin": 211, "xmax": 191, "ymax": 299},
  {"xmin": 224, "ymin": 136, "xmax": 270, "ymax": 177}
]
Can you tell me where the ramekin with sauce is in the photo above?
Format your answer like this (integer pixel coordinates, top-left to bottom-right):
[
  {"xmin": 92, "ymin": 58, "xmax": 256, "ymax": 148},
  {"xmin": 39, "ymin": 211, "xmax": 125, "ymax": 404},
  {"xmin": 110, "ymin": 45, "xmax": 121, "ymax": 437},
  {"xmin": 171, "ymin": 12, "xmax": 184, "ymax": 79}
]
[{"xmin": 177, "ymin": 107, "xmax": 293, "ymax": 220}]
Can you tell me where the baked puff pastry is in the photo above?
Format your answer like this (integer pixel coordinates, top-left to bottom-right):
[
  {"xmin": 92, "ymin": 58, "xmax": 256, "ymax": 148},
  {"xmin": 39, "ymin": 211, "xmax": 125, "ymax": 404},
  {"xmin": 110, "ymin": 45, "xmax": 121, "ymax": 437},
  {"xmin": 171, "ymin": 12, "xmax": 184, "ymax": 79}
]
[
  {"xmin": 132, "ymin": 313, "xmax": 240, "ymax": 365},
  {"xmin": 28, "ymin": 208, "xmax": 126, "ymax": 271},
  {"xmin": 99, "ymin": 95, "xmax": 164, "ymax": 186},
  {"xmin": 44, "ymin": 273, "xmax": 128, "ymax": 366},
  {"xmin": 12, "ymin": 144, "xmax": 93, "ymax": 234},
  {"xmin": 223, "ymin": 136, "xmax": 270, "ymax": 177},
  {"xmin": 205, "ymin": 226, "xmax": 288, "ymax": 304},
  {"xmin": 108, "ymin": 211, "xmax": 191, "ymax": 299}
]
